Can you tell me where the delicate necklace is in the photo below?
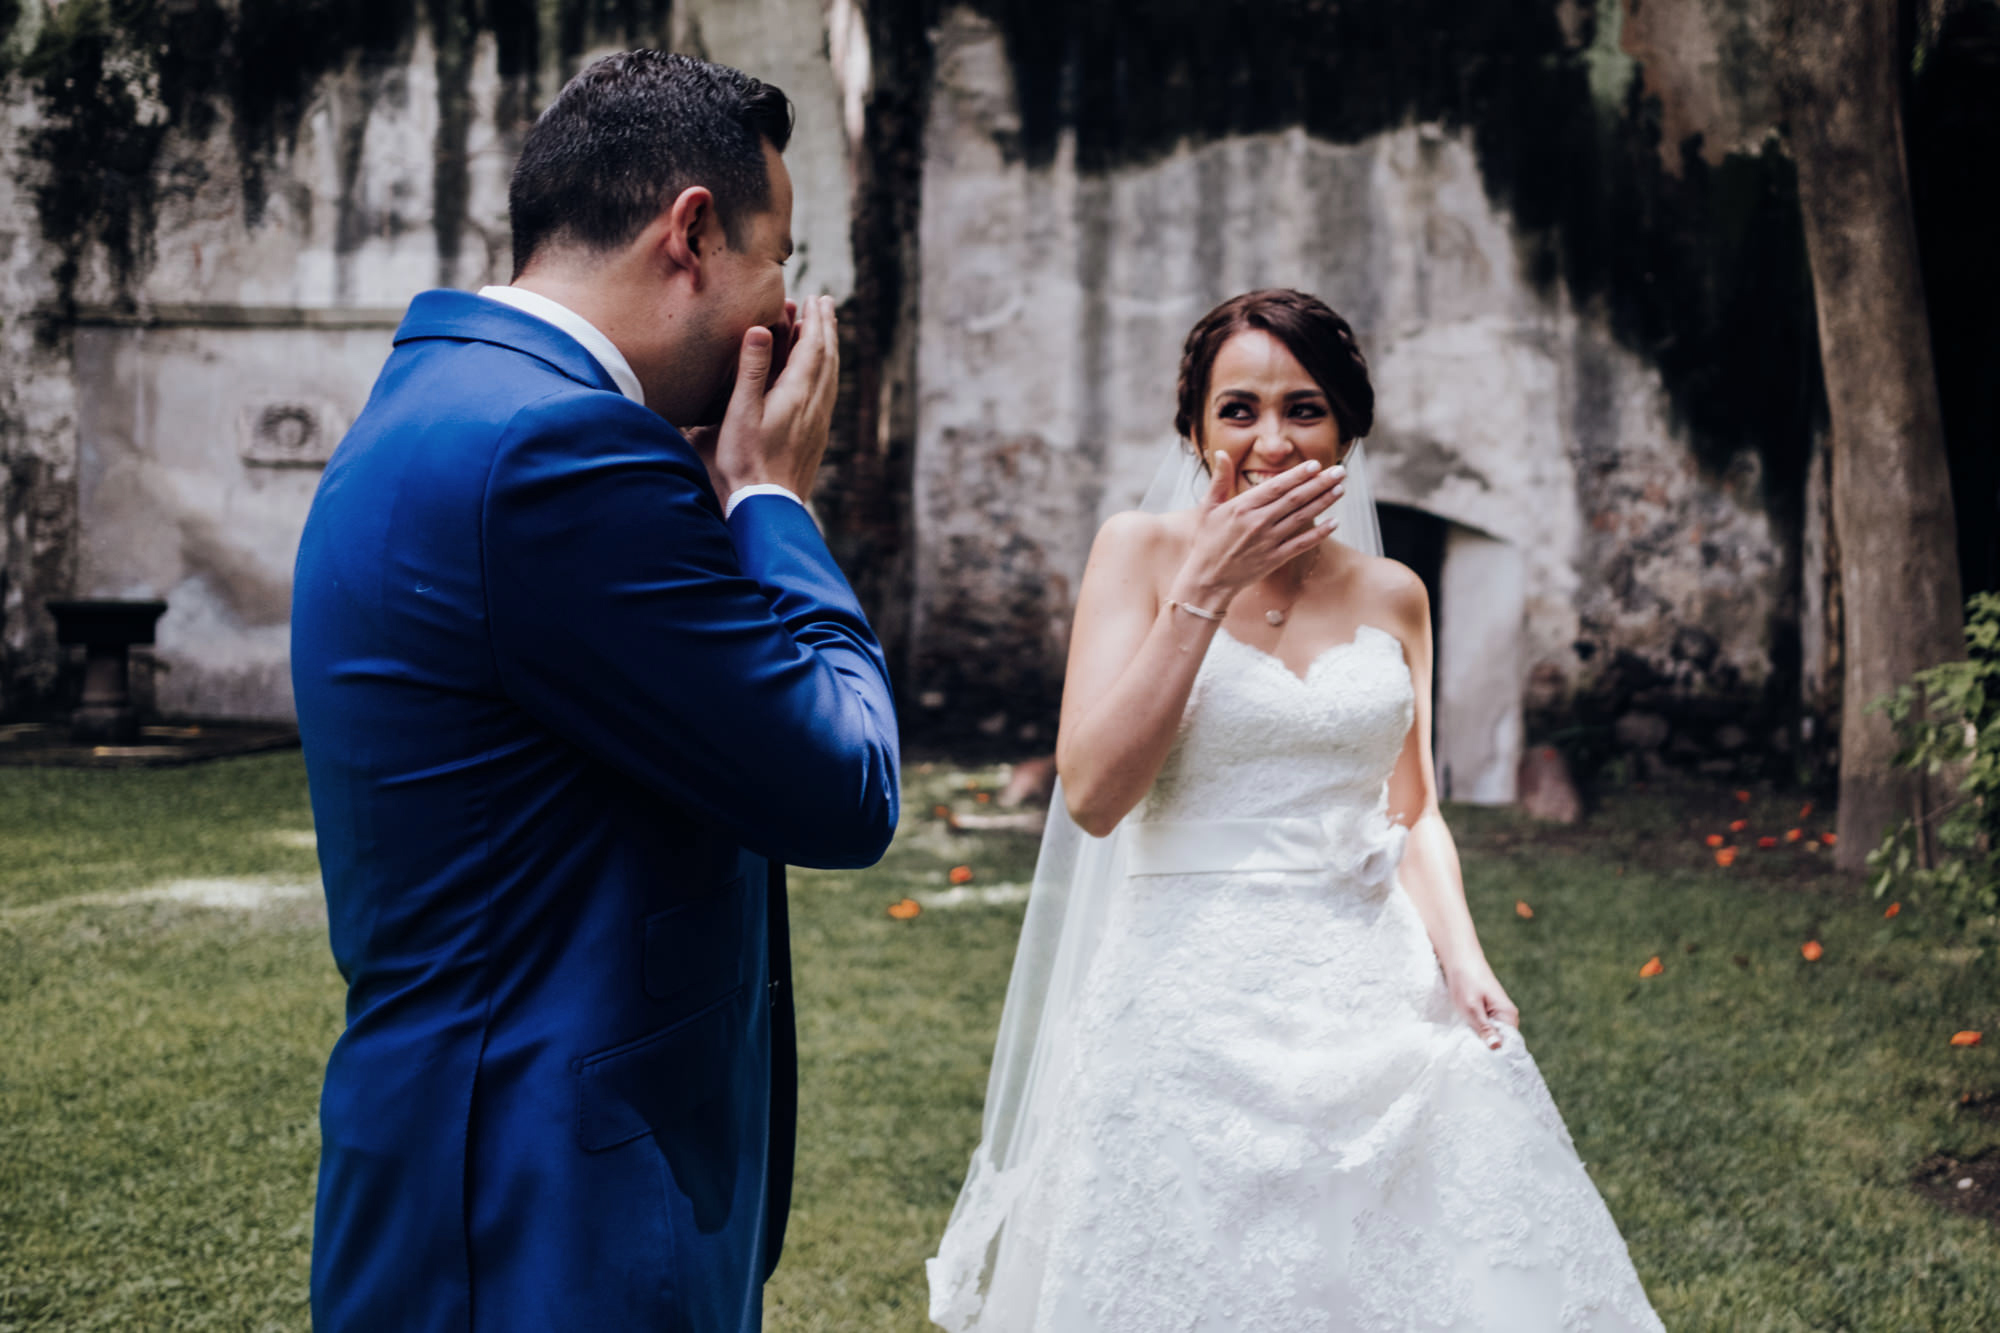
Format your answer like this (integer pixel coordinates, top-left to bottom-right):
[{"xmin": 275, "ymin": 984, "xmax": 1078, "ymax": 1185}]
[{"xmin": 1263, "ymin": 547, "xmax": 1321, "ymax": 627}]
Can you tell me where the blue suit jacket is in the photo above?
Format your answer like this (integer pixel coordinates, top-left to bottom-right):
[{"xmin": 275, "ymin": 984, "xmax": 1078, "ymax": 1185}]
[{"xmin": 292, "ymin": 290, "xmax": 899, "ymax": 1332}]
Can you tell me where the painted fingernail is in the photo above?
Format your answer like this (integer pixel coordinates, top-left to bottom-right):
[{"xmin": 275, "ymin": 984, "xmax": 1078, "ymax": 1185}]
[{"xmin": 1303, "ymin": 460, "xmax": 1321, "ymax": 473}]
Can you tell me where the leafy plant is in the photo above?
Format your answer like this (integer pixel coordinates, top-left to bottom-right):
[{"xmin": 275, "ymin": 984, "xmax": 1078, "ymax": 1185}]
[{"xmin": 1867, "ymin": 592, "xmax": 2000, "ymax": 947}]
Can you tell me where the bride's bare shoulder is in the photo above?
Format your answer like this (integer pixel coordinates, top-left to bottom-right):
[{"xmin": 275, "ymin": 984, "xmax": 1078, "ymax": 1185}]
[
  {"xmin": 1091, "ymin": 509, "xmax": 1195, "ymax": 568},
  {"xmin": 1343, "ymin": 549, "xmax": 1431, "ymax": 633}
]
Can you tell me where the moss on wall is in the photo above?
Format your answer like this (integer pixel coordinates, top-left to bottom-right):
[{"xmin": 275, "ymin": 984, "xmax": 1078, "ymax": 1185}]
[
  {"xmin": 917, "ymin": 0, "xmax": 1829, "ymax": 767},
  {"xmin": 11, "ymin": 0, "xmax": 672, "ymax": 307},
  {"xmin": 0, "ymin": 0, "xmax": 22, "ymax": 68},
  {"xmin": 962, "ymin": 0, "xmax": 1824, "ymax": 514},
  {"xmin": 19, "ymin": 0, "xmax": 410, "ymax": 302}
]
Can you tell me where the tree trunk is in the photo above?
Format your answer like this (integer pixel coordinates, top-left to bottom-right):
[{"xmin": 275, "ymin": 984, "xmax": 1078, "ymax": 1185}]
[
  {"xmin": 1774, "ymin": 0, "xmax": 1964, "ymax": 870},
  {"xmin": 812, "ymin": 0, "xmax": 934, "ymax": 683}
]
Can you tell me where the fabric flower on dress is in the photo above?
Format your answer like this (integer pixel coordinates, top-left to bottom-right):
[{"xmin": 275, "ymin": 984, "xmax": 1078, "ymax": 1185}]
[{"xmin": 1317, "ymin": 804, "xmax": 1409, "ymax": 890}]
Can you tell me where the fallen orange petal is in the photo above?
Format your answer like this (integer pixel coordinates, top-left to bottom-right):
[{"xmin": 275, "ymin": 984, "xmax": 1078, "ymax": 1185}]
[
  {"xmin": 1714, "ymin": 847, "xmax": 1738, "ymax": 867},
  {"xmin": 1884, "ymin": 902, "xmax": 1902, "ymax": 918},
  {"xmin": 1801, "ymin": 940, "xmax": 1823, "ymax": 961},
  {"xmin": 1735, "ymin": 789, "xmax": 1751, "ymax": 804},
  {"xmin": 933, "ymin": 804, "xmax": 951, "ymax": 818},
  {"xmin": 1951, "ymin": 1031, "xmax": 1983, "ymax": 1047},
  {"xmin": 1785, "ymin": 828, "xmax": 1804, "ymax": 843},
  {"xmin": 1758, "ymin": 836, "xmax": 1779, "ymax": 849},
  {"xmin": 1515, "ymin": 900, "xmax": 1534, "ymax": 919},
  {"xmin": 1705, "ymin": 833, "xmax": 1726, "ymax": 848},
  {"xmin": 1820, "ymin": 832, "xmax": 1838, "ymax": 846},
  {"xmin": 1800, "ymin": 802, "xmax": 1814, "ymax": 819},
  {"xmin": 1639, "ymin": 956, "xmax": 1664, "ymax": 978},
  {"xmin": 887, "ymin": 898, "xmax": 921, "ymax": 920},
  {"xmin": 949, "ymin": 865, "xmax": 975, "ymax": 885},
  {"xmin": 1729, "ymin": 819, "xmax": 1747, "ymax": 833},
  {"xmin": 975, "ymin": 791, "xmax": 992, "ymax": 804}
]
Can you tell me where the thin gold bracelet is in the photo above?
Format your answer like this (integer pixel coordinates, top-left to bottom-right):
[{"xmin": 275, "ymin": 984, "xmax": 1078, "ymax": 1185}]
[{"xmin": 1166, "ymin": 598, "xmax": 1225, "ymax": 623}]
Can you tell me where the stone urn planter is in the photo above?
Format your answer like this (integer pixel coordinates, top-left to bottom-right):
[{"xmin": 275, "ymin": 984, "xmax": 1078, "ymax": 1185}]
[{"xmin": 45, "ymin": 599, "xmax": 168, "ymax": 744}]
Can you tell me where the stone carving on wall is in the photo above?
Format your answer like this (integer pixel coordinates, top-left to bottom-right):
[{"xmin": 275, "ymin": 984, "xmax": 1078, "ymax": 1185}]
[{"xmin": 239, "ymin": 401, "xmax": 342, "ymax": 470}]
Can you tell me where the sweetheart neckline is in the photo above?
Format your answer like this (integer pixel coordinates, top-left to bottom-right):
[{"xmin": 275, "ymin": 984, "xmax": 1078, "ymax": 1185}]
[{"xmin": 1213, "ymin": 623, "xmax": 1401, "ymax": 686}]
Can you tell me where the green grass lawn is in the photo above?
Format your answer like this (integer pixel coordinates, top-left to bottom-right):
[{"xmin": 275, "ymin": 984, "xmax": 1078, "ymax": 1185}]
[{"xmin": 1, "ymin": 754, "xmax": 1996, "ymax": 1330}]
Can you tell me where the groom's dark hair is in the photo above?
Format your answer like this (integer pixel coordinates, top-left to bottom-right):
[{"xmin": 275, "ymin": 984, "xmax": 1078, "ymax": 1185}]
[{"xmin": 508, "ymin": 50, "xmax": 793, "ymax": 278}]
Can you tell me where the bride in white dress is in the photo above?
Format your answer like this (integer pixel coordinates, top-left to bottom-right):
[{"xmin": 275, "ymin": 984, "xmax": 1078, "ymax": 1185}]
[{"xmin": 929, "ymin": 290, "xmax": 1663, "ymax": 1332}]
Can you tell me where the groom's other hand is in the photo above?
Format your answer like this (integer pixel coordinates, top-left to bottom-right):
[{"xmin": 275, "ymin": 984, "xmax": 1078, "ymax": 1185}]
[{"xmin": 702, "ymin": 291, "xmax": 840, "ymax": 499}]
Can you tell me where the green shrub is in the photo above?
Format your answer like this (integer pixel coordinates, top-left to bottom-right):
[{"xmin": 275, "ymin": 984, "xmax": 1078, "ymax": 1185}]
[{"xmin": 1867, "ymin": 592, "xmax": 2000, "ymax": 946}]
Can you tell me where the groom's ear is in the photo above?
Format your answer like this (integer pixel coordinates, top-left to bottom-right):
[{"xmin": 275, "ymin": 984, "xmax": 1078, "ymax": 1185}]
[{"xmin": 655, "ymin": 185, "xmax": 717, "ymax": 289}]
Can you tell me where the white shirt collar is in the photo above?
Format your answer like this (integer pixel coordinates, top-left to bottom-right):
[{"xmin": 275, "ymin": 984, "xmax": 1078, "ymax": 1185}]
[{"xmin": 477, "ymin": 285, "xmax": 646, "ymax": 408}]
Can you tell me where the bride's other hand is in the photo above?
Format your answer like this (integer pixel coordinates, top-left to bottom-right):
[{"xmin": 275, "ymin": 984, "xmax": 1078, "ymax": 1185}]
[
  {"xmin": 1167, "ymin": 453, "xmax": 1344, "ymax": 610},
  {"xmin": 1445, "ymin": 958, "xmax": 1521, "ymax": 1049}
]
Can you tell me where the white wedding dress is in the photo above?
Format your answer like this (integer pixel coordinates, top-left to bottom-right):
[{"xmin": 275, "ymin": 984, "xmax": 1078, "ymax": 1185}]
[{"xmin": 930, "ymin": 624, "xmax": 1663, "ymax": 1332}]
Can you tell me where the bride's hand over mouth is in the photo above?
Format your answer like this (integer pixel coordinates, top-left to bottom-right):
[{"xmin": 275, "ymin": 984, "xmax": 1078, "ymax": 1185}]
[{"xmin": 1167, "ymin": 452, "xmax": 1345, "ymax": 613}]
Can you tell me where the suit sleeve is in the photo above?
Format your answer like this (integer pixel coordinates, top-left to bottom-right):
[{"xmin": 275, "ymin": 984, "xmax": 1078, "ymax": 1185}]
[{"xmin": 482, "ymin": 391, "xmax": 899, "ymax": 868}]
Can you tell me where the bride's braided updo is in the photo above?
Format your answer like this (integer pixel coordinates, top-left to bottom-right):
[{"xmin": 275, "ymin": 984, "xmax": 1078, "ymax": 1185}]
[{"xmin": 1174, "ymin": 289, "xmax": 1374, "ymax": 460}]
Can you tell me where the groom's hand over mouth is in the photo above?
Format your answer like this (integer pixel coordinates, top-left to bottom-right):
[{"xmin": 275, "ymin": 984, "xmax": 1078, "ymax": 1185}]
[
  {"xmin": 691, "ymin": 294, "xmax": 838, "ymax": 503},
  {"xmin": 765, "ymin": 297, "xmax": 798, "ymax": 385}
]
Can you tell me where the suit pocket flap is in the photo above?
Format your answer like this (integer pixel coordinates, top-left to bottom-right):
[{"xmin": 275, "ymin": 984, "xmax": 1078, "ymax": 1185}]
[
  {"xmin": 574, "ymin": 985, "xmax": 750, "ymax": 1153},
  {"xmin": 644, "ymin": 875, "xmax": 748, "ymax": 1004}
]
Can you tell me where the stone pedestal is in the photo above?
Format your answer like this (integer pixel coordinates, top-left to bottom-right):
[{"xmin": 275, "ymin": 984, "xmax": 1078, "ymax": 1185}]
[{"xmin": 46, "ymin": 599, "xmax": 168, "ymax": 744}]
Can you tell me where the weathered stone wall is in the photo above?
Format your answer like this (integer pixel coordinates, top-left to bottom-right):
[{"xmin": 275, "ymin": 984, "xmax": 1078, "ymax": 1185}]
[
  {"xmin": 49, "ymin": 22, "xmax": 483, "ymax": 720},
  {"xmin": 906, "ymin": 3, "xmax": 1814, "ymax": 791},
  {"xmin": 0, "ymin": 0, "xmax": 1872, "ymax": 795},
  {"xmin": 0, "ymin": 0, "xmax": 854, "ymax": 720}
]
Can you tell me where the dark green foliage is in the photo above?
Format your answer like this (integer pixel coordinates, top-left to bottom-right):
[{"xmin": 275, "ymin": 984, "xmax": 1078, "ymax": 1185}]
[{"xmin": 1870, "ymin": 592, "xmax": 2000, "ymax": 947}]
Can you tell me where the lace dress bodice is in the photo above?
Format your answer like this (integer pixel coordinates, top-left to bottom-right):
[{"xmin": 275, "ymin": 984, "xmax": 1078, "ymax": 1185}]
[{"xmin": 1139, "ymin": 624, "xmax": 1415, "ymax": 823}]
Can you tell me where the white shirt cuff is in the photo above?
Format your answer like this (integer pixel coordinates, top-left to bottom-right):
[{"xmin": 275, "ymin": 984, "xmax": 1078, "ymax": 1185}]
[{"xmin": 723, "ymin": 483, "xmax": 805, "ymax": 520}]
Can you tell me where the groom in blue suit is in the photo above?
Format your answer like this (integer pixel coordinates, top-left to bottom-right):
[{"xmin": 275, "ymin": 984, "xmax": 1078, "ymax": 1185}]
[{"xmin": 292, "ymin": 52, "xmax": 899, "ymax": 1331}]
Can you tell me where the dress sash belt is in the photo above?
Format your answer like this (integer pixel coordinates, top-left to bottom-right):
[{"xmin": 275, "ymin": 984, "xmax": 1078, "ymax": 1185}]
[{"xmin": 1125, "ymin": 807, "xmax": 1410, "ymax": 886}]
